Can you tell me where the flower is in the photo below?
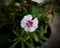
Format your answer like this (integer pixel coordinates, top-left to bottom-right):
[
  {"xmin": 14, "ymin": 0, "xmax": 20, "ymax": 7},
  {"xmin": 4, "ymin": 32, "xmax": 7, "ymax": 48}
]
[
  {"xmin": 21, "ymin": 14, "xmax": 38, "ymax": 32},
  {"xmin": 32, "ymin": 0, "xmax": 44, "ymax": 3}
]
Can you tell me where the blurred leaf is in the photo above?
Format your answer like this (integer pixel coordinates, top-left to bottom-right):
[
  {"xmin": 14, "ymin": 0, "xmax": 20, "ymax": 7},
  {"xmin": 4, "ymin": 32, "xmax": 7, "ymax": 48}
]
[
  {"xmin": 13, "ymin": 30, "xmax": 20, "ymax": 37},
  {"xmin": 21, "ymin": 42, "xmax": 25, "ymax": 48},
  {"xmin": 30, "ymin": 42, "xmax": 35, "ymax": 48},
  {"xmin": 42, "ymin": 37, "xmax": 48, "ymax": 41},
  {"xmin": 25, "ymin": 42, "xmax": 31, "ymax": 48},
  {"xmin": 32, "ymin": 33, "xmax": 39, "ymax": 42},
  {"xmin": 9, "ymin": 40, "xmax": 19, "ymax": 48},
  {"xmin": 39, "ymin": 40, "xmax": 44, "ymax": 45},
  {"xmin": 22, "ymin": 6, "xmax": 28, "ymax": 14},
  {"xmin": 25, "ymin": 42, "xmax": 34, "ymax": 48},
  {"xmin": 25, "ymin": 35, "xmax": 30, "ymax": 41},
  {"xmin": 31, "ymin": 4, "xmax": 42, "ymax": 18}
]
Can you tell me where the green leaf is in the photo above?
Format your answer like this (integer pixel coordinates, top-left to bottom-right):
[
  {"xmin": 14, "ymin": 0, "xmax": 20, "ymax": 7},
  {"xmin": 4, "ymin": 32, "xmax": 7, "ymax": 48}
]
[
  {"xmin": 25, "ymin": 42, "xmax": 31, "ymax": 48},
  {"xmin": 30, "ymin": 42, "xmax": 35, "ymax": 48},
  {"xmin": 42, "ymin": 37, "xmax": 48, "ymax": 41},
  {"xmin": 32, "ymin": 33, "xmax": 39, "ymax": 42},
  {"xmin": 40, "ymin": 26, "xmax": 47, "ymax": 37},
  {"xmin": 39, "ymin": 40, "xmax": 44, "ymax": 45},
  {"xmin": 13, "ymin": 30, "xmax": 20, "ymax": 37},
  {"xmin": 9, "ymin": 40, "xmax": 19, "ymax": 48},
  {"xmin": 25, "ymin": 35, "xmax": 30, "ymax": 41},
  {"xmin": 22, "ymin": 6, "xmax": 28, "ymax": 14},
  {"xmin": 31, "ymin": 4, "xmax": 42, "ymax": 18},
  {"xmin": 21, "ymin": 42, "xmax": 25, "ymax": 48},
  {"xmin": 25, "ymin": 42, "xmax": 34, "ymax": 48}
]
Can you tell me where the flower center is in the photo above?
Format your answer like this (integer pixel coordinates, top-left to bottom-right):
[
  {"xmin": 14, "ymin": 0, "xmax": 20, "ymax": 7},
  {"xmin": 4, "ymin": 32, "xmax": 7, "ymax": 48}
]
[{"xmin": 26, "ymin": 20, "xmax": 33, "ymax": 27}]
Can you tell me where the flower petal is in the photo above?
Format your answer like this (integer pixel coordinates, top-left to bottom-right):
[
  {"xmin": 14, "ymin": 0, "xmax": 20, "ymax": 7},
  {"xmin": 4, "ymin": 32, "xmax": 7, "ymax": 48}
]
[
  {"xmin": 23, "ymin": 14, "xmax": 32, "ymax": 21},
  {"xmin": 29, "ymin": 27, "xmax": 36, "ymax": 32},
  {"xmin": 24, "ymin": 26, "xmax": 29, "ymax": 32},
  {"xmin": 32, "ymin": 0, "xmax": 44, "ymax": 3},
  {"xmin": 33, "ymin": 18, "xmax": 38, "ymax": 25},
  {"xmin": 21, "ymin": 19, "xmax": 27, "ymax": 28},
  {"xmin": 32, "ymin": 18, "xmax": 38, "ymax": 29},
  {"xmin": 33, "ymin": 25, "xmax": 38, "ymax": 29},
  {"xmin": 21, "ymin": 21, "xmax": 26, "ymax": 28}
]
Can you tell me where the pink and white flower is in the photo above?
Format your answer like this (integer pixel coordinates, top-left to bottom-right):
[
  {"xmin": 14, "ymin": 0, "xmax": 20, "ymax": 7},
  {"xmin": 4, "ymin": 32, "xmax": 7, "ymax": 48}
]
[
  {"xmin": 21, "ymin": 14, "xmax": 38, "ymax": 32},
  {"xmin": 32, "ymin": 0, "xmax": 44, "ymax": 3}
]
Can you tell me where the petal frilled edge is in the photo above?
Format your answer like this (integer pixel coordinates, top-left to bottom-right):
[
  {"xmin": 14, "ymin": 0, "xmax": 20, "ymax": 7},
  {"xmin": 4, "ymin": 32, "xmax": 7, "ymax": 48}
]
[
  {"xmin": 22, "ymin": 14, "xmax": 32, "ymax": 21},
  {"xmin": 29, "ymin": 26, "xmax": 36, "ymax": 32},
  {"xmin": 32, "ymin": 0, "xmax": 44, "ymax": 3},
  {"xmin": 32, "ymin": 18, "xmax": 38, "ymax": 29},
  {"xmin": 21, "ymin": 14, "xmax": 32, "ymax": 28}
]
